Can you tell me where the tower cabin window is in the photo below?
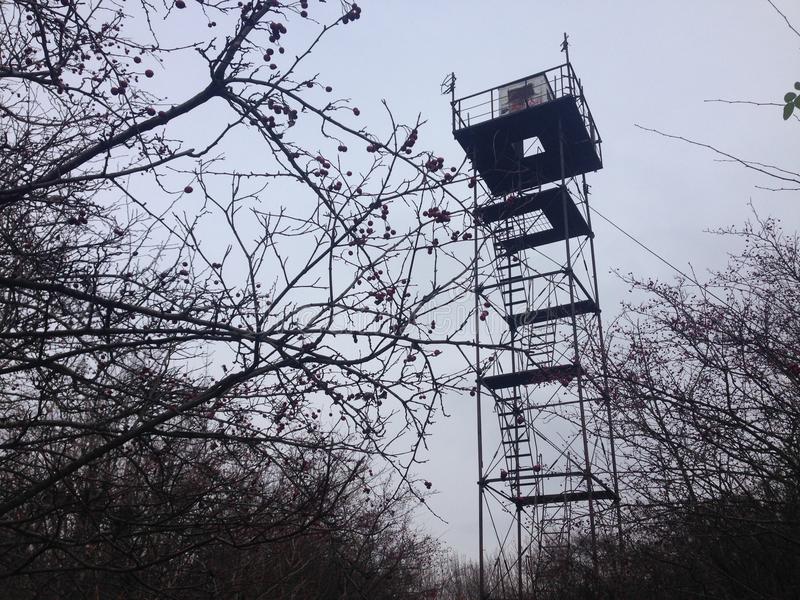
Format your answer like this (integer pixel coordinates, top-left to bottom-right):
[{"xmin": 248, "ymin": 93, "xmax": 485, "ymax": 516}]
[{"xmin": 499, "ymin": 75, "xmax": 554, "ymax": 116}]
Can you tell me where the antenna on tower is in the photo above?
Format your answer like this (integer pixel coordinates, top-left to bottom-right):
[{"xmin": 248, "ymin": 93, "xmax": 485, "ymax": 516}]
[
  {"xmin": 561, "ymin": 32, "xmax": 570, "ymax": 64},
  {"xmin": 440, "ymin": 72, "xmax": 456, "ymax": 102}
]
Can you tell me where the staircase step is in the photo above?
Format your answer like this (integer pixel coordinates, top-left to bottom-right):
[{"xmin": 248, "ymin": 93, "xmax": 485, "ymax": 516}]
[
  {"xmin": 483, "ymin": 268, "xmax": 567, "ymax": 293},
  {"xmin": 497, "ymin": 276, "xmax": 527, "ymax": 286},
  {"xmin": 478, "ymin": 187, "xmax": 593, "ymax": 252},
  {"xmin": 510, "ymin": 466, "xmax": 543, "ymax": 473},
  {"xmin": 526, "ymin": 340, "xmax": 555, "ymax": 349},
  {"xmin": 481, "ymin": 364, "xmax": 582, "ymax": 391},
  {"xmin": 477, "ymin": 186, "xmax": 564, "ymax": 225},
  {"xmin": 500, "ymin": 424, "xmax": 526, "ymax": 431},
  {"xmin": 513, "ymin": 489, "xmax": 618, "ymax": 507},
  {"xmin": 505, "ymin": 299, "xmax": 598, "ymax": 329}
]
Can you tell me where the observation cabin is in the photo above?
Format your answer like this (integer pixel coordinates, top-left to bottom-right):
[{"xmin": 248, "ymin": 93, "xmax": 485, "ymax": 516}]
[{"xmin": 451, "ymin": 63, "xmax": 602, "ymax": 197}]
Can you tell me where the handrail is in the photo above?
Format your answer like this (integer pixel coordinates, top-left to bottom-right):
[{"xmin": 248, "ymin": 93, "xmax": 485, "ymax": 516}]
[
  {"xmin": 454, "ymin": 62, "xmax": 570, "ymax": 104},
  {"xmin": 452, "ymin": 62, "xmax": 602, "ymax": 159},
  {"xmin": 453, "ymin": 63, "xmax": 577, "ymax": 132}
]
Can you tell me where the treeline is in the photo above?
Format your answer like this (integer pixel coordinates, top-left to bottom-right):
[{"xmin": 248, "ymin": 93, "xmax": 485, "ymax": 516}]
[
  {"xmin": 1, "ymin": 0, "xmax": 466, "ymax": 598},
  {"xmin": 1, "ymin": 425, "xmax": 439, "ymax": 599}
]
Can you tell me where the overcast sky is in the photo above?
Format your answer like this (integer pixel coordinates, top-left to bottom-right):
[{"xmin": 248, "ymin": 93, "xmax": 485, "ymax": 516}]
[
  {"xmin": 327, "ymin": 0, "xmax": 800, "ymax": 556},
  {"xmin": 138, "ymin": 0, "xmax": 800, "ymax": 557}
]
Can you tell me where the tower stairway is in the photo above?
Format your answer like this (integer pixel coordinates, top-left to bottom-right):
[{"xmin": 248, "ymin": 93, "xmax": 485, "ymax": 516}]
[
  {"xmin": 482, "ymin": 185, "xmax": 617, "ymax": 509},
  {"xmin": 492, "ymin": 239, "xmax": 538, "ymax": 498}
]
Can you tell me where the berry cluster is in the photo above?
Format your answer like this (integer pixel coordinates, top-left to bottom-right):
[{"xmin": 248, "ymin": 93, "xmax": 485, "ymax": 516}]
[
  {"xmin": 422, "ymin": 206, "xmax": 451, "ymax": 223},
  {"xmin": 424, "ymin": 156, "xmax": 444, "ymax": 172},
  {"xmin": 400, "ymin": 129, "xmax": 418, "ymax": 154},
  {"xmin": 268, "ymin": 20, "xmax": 287, "ymax": 43},
  {"xmin": 342, "ymin": 3, "xmax": 362, "ymax": 24}
]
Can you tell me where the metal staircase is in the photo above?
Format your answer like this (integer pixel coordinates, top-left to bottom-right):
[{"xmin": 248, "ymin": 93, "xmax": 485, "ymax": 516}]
[{"xmin": 479, "ymin": 184, "xmax": 618, "ymax": 592}]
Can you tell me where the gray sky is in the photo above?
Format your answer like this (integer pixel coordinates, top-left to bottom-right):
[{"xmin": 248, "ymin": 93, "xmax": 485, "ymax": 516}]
[
  {"xmin": 134, "ymin": 0, "xmax": 800, "ymax": 556},
  {"xmin": 334, "ymin": 0, "xmax": 800, "ymax": 556}
]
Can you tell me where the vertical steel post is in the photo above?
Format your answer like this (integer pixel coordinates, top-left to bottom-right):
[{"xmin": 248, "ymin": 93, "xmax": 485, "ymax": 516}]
[
  {"xmin": 473, "ymin": 161, "xmax": 485, "ymax": 600},
  {"xmin": 507, "ymin": 218, "xmax": 523, "ymax": 600},
  {"xmin": 582, "ymin": 173, "xmax": 624, "ymax": 548},
  {"xmin": 558, "ymin": 118, "xmax": 599, "ymax": 576}
]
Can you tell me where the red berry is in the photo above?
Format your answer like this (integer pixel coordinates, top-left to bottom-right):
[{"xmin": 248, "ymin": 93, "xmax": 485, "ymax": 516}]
[
  {"xmin": 325, "ymin": 86, "xmax": 332, "ymax": 92},
  {"xmin": 184, "ymin": 185, "xmax": 193, "ymax": 193},
  {"xmin": 175, "ymin": 0, "xmax": 186, "ymax": 7},
  {"xmin": 145, "ymin": 69, "xmax": 154, "ymax": 78}
]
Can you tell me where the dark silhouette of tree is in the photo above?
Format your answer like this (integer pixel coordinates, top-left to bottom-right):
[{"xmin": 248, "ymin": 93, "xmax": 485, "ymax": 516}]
[
  {"xmin": 0, "ymin": 1, "xmax": 474, "ymax": 596},
  {"xmin": 600, "ymin": 216, "xmax": 800, "ymax": 599}
]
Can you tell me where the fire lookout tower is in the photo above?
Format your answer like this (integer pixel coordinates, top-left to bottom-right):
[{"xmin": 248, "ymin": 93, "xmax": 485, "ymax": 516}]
[{"xmin": 450, "ymin": 42, "xmax": 621, "ymax": 599}]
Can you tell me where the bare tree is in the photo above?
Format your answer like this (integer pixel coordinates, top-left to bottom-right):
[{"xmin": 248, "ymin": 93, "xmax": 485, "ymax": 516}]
[
  {"xmin": 0, "ymin": 0, "xmax": 476, "ymax": 595},
  {"xmin": 599, "ymin": 215, "xmax": 800, "ymax": 598}
]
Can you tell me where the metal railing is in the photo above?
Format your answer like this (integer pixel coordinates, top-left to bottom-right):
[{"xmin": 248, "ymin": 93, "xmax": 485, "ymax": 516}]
[{"xmin": 452, "ymin": 63, "xmax": 601, "ymax": 151}]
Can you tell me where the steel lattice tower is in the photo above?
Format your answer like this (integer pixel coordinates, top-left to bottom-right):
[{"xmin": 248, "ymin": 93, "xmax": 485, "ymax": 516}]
[{"xmin": 449, "ymin": 45, "xmax": 621, "ymax": 599}]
